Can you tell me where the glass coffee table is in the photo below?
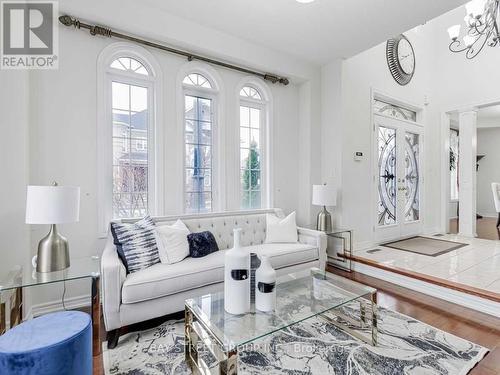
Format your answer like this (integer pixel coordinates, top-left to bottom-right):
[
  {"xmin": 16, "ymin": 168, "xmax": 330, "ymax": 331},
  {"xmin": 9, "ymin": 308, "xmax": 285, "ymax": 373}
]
[{"xmin": 185, "ymin": 268, "xmax": 377, "ymax": 375}]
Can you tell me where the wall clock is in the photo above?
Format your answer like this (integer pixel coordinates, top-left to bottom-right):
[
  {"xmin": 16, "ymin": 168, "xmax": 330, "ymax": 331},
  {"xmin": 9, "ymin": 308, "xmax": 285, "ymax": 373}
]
[{"xmin": 386, "ymin": 34, "xmax": 415, "ymax": 86}]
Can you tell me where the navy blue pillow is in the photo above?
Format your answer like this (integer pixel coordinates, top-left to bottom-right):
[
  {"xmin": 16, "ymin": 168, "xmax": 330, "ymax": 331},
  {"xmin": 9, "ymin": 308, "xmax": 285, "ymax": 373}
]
[{"xmin": 187, "ymin": 231, "xmax": 219, "ymax": 258}]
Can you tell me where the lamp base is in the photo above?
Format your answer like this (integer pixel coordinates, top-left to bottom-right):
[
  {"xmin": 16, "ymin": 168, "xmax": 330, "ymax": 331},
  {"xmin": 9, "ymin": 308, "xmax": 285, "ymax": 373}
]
[
  {"xmin": 316, "ymin": 206, "xmax": 332, "ymax": 232},
  {"xmin": 36, "ymin": 224, "xmax": 70, "ymax": 273}
]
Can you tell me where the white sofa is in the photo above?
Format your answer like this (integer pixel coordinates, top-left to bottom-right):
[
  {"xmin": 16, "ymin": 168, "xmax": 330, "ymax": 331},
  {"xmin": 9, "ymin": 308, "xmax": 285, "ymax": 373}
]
[{"xmin": 101, "ymin": 208, "xmax": 327, "ymax": 347}]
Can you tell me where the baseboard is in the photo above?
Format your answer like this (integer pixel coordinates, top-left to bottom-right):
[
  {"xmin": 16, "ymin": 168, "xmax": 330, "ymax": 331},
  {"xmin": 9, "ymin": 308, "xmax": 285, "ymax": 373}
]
[
  {"xmin": 354, "ymin": 240, "xmax": 376, "ymax": 251},
  {"xmin": 477, "ymin": 213, "xmax": 497, "ymax": 219},
  {"xmin": 424, "ymin": 227, "xmax": 442, "ymax": 235},
  {"xmin": 352, "ymin": 261, "xmax": 500, "ymax": 318},
  {"xmin": 25, "ymin": 294, "xmax": 91, "ymax": 320}
]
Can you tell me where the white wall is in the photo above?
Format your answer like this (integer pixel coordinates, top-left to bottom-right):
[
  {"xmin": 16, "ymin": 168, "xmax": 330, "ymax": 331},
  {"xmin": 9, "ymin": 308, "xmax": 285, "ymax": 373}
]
[
  {"xmin": 477, "ymin": 127, "xmax": 500, "ymax": 218},
  {"xmin": 323, "ymin": 27, "xmax": 439, "ymax": 247},
  {"xmin": 28, "ymin": 26, "xmax": 309, "ymax": 257},
  {"xmin": 320, "ymin": 60, "xmax": 343, "ymax": 227},
  {"xmin": 0, "ymin": 71, "xmax": 30, "ymax": 276},
  {"xmin": 320, "ymin": 3, "xmax": 500, "ymax": 246},
  {"xmin": 0, "ymin": 0, "xmax": 322, "ymax": 311}
]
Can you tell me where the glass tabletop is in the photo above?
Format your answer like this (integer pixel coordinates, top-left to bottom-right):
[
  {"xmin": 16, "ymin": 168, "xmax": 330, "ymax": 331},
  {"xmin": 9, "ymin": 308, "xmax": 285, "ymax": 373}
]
[
  {"xmin": 186, "ymin": 268, "xmax": 376, "ymax": 351},
  {"xmin": 303, "ymin": 225, "xmax": 352, "ymax": 235},
  {"xmin": 0, "ymin": 256, "xmax": 101, "ymax": 292}
]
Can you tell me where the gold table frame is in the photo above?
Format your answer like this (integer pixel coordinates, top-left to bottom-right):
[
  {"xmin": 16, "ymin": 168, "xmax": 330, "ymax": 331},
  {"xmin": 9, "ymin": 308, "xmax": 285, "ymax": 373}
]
[{"xmin": 184, "ymin": 270, "xmax": 378, "ymax": 375}]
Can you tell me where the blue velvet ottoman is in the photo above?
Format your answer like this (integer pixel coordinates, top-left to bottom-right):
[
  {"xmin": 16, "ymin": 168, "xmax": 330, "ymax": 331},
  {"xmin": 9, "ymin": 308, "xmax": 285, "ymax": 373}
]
[{"xmin": 0, "ymin": 310, "xmax": 92, "ymax": 375}]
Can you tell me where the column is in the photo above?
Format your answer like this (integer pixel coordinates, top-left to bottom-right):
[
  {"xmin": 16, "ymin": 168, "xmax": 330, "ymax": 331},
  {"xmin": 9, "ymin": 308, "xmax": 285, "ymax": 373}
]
[{"xmin": 458, "ymin": 109, "xmax": 478, "ymax": 237}]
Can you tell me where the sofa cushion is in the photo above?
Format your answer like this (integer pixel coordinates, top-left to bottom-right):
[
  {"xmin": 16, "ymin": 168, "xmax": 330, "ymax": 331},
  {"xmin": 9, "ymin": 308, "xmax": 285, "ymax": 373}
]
[
  {"xmin": 121, "ymin": 243, "xmax": 318, "ymax": 304},
  {"xmin": 122, "ymin": 250, "xmax": 226, "ymax": 304},
  {"xmin": 247, "ymin": 243, "xmax": 318, "ymax": 270},
  {"xmin": 110, "ymin": 216, "xmax": 160, "ymax": 274},
  {"xmin": 155, "ymin": 220, "xmax": 190, "ymax": 264},
  {"xmin": 265, "ymin": 212, "xmax": 298, "ymax": 244},
  {"xmin": 187, "ymin": 231, "xmax": 219, "ymax": 258}
]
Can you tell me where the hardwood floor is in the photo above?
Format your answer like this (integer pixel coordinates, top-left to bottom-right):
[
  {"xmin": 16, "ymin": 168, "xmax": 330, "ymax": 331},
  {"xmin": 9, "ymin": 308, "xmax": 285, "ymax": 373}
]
[
  {"xmin": 328, "ymin": 267, "xmax": 500, "ymax": 375},
  {"xmin": 450, "ymin": 217, "xmax": 500, "ymax": 240},
  {"xmin": 92, "ymin": 267, "xmax": 500, "ymax": 374}
]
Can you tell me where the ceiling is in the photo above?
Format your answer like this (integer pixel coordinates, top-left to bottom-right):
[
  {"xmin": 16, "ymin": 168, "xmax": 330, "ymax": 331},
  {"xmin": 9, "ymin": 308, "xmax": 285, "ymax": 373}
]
[{"xmin": 143, "ymin": 0, "xmax": 466, "ymax": 64}]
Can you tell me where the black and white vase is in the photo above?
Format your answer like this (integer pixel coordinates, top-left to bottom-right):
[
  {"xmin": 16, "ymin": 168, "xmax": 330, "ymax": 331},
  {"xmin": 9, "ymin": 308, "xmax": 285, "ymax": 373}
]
[
  {"xmin": 250, "ymin": 253, "xmax": 261, "ymax": 304},
  {"xmin": 255, "ymin": 255, "xmax": 276, "ymax": 312},
  {"xmin": 224, "ymin": 228, "xmax": 250, "ymax": 314}
]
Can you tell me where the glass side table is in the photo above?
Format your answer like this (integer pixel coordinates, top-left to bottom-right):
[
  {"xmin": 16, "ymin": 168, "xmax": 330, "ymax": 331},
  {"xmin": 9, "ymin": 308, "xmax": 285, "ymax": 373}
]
[
  {"xmin": 0, "ymin": 256, "xmax": 101, "ymax": 357},
  {"xmin": 325, "ymin": 228, "xmax": 353, "ymax": 272}
]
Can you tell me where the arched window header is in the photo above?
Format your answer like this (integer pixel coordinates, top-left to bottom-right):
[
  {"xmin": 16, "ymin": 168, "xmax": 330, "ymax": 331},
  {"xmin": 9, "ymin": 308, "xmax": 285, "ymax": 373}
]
[
  {"xmin": 183, "ymin": 73, "xmax": 213, "ymax": 89},
  {"xmin": 110, "ymin": 57, "xmax": 149, "ymax": 76},
  {"xmin": 240, "ymin": 86, "xmax": 262, "ymax": 100}
]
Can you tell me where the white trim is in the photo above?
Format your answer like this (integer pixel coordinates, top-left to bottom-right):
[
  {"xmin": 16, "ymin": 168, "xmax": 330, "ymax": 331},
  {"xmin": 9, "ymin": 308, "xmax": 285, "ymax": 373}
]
[
  {"xmin": 370, "ymin": 89, "xmax": 426, "ymax": 243},
  {"xmin": 236, "ymin": 77, "xmax": 273, "ymax": 211},
  {"xmin": 120, "ymin": 207, "xmax": 283, "ymax": 223},
  {"xmin": 25, "ymin": 294, "xmax": 91, "ymax": 320},
  {"xmin": 353, "ymin": 261, "xmax": 500, "ymax": 318},
  {"xmin": 440, "ymin": 97, "xmax": 500, "ymax": 233},
  {"xmin": 177, "ymin": 61, "xmax": 225, "ymax": 213},
  {"xmin": 97, "ymin": 42, "xmax": 163, "ymax": 237}
]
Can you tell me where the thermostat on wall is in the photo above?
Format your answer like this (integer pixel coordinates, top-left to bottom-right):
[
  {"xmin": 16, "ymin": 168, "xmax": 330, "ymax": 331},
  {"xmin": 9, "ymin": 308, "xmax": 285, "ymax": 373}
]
[{"xmin": 354, "ymin": 152, "xmax": 364, "ymax": 161}]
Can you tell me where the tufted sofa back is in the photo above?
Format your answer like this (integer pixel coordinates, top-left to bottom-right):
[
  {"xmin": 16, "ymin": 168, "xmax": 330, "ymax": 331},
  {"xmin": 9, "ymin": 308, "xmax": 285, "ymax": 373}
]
[{"xmin": 120, "ymin": 209, "xmax": 285, "ymax": 250}]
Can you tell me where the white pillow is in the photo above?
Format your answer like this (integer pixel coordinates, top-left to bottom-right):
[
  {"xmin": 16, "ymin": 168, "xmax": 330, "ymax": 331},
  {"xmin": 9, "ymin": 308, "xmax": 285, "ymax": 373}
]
[
  {"xmin": 265, "ymin": 212, "xmax": 298, "ymax": 244},
  {"xmin": 154, "ymin": 219, "xmax": 190, "ymax": 264}
]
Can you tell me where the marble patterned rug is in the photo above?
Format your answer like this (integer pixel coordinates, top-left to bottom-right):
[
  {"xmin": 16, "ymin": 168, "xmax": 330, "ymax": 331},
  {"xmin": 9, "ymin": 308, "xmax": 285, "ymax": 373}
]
[{"xmin": 103, "ymin": 306, "xmax": 488, "ymax": 375}]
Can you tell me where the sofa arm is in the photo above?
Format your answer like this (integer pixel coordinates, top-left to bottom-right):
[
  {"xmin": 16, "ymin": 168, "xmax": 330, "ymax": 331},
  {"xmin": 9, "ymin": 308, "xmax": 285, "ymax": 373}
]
[
  {"xmin": 297, "ymin": 227, "xmax": 327, "ymax": 271},
  {"xmin": 101, "ymin": 236, "xmax": 126, "ymax": 331}
]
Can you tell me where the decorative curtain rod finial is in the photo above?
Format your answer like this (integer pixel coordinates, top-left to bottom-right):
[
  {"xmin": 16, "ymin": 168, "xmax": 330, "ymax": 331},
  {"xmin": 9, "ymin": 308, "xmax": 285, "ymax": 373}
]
[{"xmin": 59, "ymin": 15, "xmax": 79, "ymax": 28}]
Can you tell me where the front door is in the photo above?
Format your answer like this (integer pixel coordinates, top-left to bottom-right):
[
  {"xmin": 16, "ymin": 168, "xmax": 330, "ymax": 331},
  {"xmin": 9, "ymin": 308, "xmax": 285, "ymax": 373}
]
[{"xmin": 374, "ymin": 114, "xmax": 423, "ymax": 242}]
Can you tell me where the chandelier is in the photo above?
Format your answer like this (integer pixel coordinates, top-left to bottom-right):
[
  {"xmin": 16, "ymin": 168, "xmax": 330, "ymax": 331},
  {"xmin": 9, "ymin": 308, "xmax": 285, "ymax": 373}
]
[{"xmin": 447, "ymin": 0, "xmax": 500, "ymax": 59}]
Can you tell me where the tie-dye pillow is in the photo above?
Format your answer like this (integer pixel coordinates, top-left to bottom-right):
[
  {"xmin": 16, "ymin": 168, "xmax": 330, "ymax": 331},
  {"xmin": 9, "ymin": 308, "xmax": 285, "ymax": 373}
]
[{"xmin": 110, "ymin": 216, "xmax": 160, "ymax": 273}]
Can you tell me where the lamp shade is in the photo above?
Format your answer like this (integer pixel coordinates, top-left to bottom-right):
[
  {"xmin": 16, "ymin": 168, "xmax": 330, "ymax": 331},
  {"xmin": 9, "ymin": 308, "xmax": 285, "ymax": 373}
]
[
  {"xmin": 26, "ymin": 185, "xmax": 80, "ymax": 224},
  {"xmin": 312, "ymin": 184, "xmax": 336, "ymax": 207}
]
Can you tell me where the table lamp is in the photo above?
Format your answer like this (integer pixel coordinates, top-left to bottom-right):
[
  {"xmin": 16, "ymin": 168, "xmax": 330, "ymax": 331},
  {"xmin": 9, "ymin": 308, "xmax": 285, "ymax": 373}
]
[
  {"xmin": 312, "ymin": 184, "xmax": 336, "ymax": 232},
  {"xmin": 26, "ymin": 182, "xmax": 80, "ymax": 273}
]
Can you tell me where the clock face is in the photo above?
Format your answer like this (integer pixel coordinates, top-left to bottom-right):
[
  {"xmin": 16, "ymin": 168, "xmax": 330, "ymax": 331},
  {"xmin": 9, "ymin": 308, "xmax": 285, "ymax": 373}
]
[
  {"xmin": 386, "ymin": 34, "xmax": 415, "ymax": 86},
  {"xmin": 397, "ymin": 38, "xmax": 415, "ymax": 75}
]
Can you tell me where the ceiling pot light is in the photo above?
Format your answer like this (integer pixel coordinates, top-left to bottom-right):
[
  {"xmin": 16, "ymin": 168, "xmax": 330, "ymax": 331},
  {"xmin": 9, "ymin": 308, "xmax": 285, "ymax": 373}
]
[{"xmin": 296, "ymin": 0, "xmax": 315, "ymax": 3}]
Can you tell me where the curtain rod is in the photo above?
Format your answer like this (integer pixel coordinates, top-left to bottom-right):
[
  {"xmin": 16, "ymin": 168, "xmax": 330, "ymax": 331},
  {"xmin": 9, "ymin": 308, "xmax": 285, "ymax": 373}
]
[{"xmin": 58, "ymin": 15, "xmax": 289, "ymax": 86}]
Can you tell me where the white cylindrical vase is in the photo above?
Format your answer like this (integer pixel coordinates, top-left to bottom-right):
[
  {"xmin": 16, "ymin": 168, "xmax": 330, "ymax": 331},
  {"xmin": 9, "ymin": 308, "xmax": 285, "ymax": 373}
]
[
  {"xmin": 224, "ymin": 228, "xmax": 250, "ymax": 314},
  {"xmin": 255, "ymin": 255, "xmax": 276, "ymax": 312}
]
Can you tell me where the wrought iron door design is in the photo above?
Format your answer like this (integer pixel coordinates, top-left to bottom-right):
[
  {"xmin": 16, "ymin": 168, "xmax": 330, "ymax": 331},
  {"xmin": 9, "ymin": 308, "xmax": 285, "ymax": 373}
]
[
  {"xmin": 378, "ymin": 126, "xmax": 397, "ymax": 226},
  {"xmin": 374, "ymin": 113, "xmax": 423, "ymax": 240},
  {"xmin": 404, "ymin": 132, "xmax": 420, "ymax": 222}
]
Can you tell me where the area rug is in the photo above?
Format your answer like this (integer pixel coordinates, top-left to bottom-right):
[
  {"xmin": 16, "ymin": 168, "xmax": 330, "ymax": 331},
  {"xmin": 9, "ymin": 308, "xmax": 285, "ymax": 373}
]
[
  {"xmin": 382, "ymin": 236, "xmax": 468, "ymax": 257},
  {"xmin": 103, "ymin": 305, "xmax": 488, "ymax": 375}
]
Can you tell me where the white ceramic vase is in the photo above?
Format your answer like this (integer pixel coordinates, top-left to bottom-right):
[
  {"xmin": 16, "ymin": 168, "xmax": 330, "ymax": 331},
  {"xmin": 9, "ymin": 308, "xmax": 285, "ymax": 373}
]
[
  {"xmin": 224, "ymin": 228, "xmax": 250, "ymax": 314},
  {"xmin": 255, "ymin": 255, "xmax": 276, "ymax": 312}
]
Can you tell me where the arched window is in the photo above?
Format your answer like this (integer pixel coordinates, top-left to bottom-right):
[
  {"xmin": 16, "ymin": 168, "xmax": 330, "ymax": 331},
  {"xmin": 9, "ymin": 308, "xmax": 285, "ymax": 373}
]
[
  {"xmin": 239, "ymin": 84, "xmax": 268, "ymax": 209},
  {"xmin": 109, "ymin": 57, "xmax": 153, "ymax": 219},
  {"xmin": 110, "ymin": 57, "xmax": 149, "ymax": 75},
  {"xmin": 183, "ymin": 71, "xmax": 218, "ymax": 213},
  {"xmin": 183, "ymin": 73, "xmax": 212, "ymax": 88},
  {"xmin": 97, "ymin": 43, "xmax": 161, "ymax": 232}
]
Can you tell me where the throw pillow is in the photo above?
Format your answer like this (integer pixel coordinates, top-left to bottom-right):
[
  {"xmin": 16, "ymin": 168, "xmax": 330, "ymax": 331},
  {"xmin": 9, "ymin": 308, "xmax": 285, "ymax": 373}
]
[
  {"xmin": 110, "ymin": 216, "xmax": 160, "ymax": 273},
  {"xmin": 265, "ymin": 211, "xmax": 298, "ymax": 243},
  {"xmin": 154, "ymin": 219, "xmax": 190, "ymax": 264},
  {"xmin": 187, "ymin": 231, "xmax": 219, "ymax": 258}
]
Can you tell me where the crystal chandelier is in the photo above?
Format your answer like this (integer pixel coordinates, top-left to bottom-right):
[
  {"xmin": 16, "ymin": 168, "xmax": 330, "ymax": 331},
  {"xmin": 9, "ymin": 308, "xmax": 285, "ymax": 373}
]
[{"xmin": 448, "ymin": 0, "xmax": 500, "ymax": 59}]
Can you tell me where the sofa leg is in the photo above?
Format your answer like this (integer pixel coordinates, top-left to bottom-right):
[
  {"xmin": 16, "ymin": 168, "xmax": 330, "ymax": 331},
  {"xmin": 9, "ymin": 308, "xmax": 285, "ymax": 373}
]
[{"xmin": 107, "ymin": 329, "xmax": 120, "ymax": 349}]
